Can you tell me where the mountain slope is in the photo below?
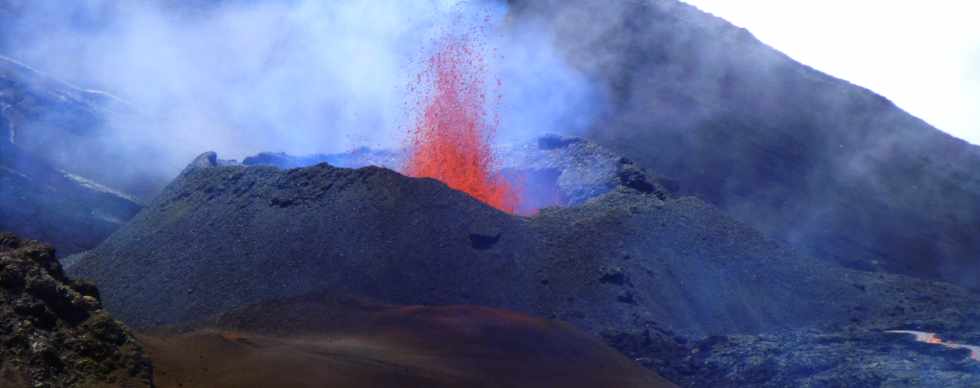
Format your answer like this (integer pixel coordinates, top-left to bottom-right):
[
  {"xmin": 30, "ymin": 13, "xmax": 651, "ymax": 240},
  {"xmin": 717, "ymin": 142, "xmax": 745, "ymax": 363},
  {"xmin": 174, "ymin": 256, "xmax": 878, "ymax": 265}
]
[
  {"xmin": 506, "ymin": 0, "xmax": 980, "ymax": 289},
  {"xmin": 69, "ymin": 154, "xmax": 980, "ymax": 341},
  {"xmin": 0, "ymin": 55, "xmax": 165, "ymax": 200},
  {"xmin": 1, "ymin": 56, "xmax": 144, "ymax": 254},
  {"xmin": 0, "ymin": 144, "xmax": 142, "ymax": 255}
]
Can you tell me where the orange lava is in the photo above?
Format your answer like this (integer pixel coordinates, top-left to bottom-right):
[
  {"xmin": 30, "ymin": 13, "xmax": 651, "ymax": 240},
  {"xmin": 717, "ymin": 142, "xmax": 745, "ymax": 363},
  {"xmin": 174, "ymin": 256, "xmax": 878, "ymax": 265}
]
[
  {"xmin": 403, "ymin": 35, "xmax": 517, "ymax": 213},
  {"xmin": 887, "ymin": 330, "xmax": 980, "ymax": 361}
]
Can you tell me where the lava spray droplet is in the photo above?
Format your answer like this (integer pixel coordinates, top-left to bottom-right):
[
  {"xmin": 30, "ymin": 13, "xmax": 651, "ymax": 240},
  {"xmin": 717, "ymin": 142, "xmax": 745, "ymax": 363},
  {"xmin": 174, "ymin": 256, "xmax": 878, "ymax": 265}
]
[{"xmin": 403, "ymin": 33, "xmax": 518, "ymax": 213}]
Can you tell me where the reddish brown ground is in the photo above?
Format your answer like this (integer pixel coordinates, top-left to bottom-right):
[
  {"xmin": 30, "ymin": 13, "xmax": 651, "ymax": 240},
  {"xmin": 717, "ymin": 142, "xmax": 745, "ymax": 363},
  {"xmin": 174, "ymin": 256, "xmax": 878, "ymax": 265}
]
[{"xmin": 139, "ymin": 295, "xmax": 675, "ymax": 388}]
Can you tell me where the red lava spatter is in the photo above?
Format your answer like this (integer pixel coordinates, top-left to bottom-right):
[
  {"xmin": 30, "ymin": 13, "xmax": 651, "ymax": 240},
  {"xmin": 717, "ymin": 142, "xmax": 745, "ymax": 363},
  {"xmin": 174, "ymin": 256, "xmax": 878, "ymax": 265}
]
[{"xmin": 403, "ymin": 33, "xmax": 518, "ymax": 214}]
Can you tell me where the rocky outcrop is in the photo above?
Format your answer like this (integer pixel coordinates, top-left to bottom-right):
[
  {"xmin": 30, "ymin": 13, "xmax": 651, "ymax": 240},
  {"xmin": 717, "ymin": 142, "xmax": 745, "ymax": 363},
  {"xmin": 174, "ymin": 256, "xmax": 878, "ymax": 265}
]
[
  {"xmin": 674, "ymin": 329, "xmax": 980, "ymax": 387},
  {"xmin": 241, "ymin": 135, "xmax": 669, "ymax": 215},
  {"xmin": 606, "ymin": 305, "xmax": 980, "ymax": 387},
  {"xmin": 0, "ymin": 233, "xmax": 152, "ymax": 388}
]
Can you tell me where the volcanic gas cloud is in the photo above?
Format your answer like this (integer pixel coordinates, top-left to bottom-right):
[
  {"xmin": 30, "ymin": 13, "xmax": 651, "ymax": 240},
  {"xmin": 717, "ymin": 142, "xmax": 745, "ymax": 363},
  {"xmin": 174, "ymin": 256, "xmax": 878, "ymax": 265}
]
[{"xmin": 403, "ymin": 33, "xmax": 518, "ymax": 213}]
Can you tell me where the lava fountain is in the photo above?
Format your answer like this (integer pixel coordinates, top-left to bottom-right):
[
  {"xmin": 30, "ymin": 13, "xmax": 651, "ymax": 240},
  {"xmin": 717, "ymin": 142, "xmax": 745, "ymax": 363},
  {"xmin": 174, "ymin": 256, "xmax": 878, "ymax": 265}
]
[{"xmin": 403, "ymin": 33, "xmax": 518, "ymax": 213}]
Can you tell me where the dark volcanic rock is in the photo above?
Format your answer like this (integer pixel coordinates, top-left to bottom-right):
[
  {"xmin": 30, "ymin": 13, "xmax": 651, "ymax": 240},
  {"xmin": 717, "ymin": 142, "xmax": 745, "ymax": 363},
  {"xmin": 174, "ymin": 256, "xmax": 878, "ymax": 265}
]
[
  {"xmin": 497, "ymin": 134, "xmax": 670, "ymax": 210},
  {"xmin": 609, "ymin": 306, "xmax": 980, "ymax": 386},
  {"xmin": 0, "ymin": 233, "xmax": 152, "ymax": 388},
  {"xmin": 506, "ymin": 0, "xmax": 980, "ymax": 289},
  {"xmin": 71, "ymin": 155, "xmax": 980, "ymax": 345},
  {"xmin": 658, "ymin": 325, "xmax": 980, "ymax": 387},
  {"xmin": 243, "ymin": 135, "xmax": 671, "ymax": 215}
]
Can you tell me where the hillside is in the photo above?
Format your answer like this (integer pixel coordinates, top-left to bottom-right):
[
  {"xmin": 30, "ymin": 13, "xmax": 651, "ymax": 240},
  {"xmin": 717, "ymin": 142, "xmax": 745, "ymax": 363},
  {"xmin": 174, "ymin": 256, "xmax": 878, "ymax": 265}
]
[
  {"xmin": 1, "ymin": 56, "xmax": 144, "ymax": 254},
  {"xmin": 70, "ymin": 152, "xmax": 980, "ymax": 341},
  {"xmin": 0, "ymin": 144, "xmax": 141, "ymax": 255},
  {"xmin": 507, "ymin": 0, "xmax": 980, "ymax": 289}
]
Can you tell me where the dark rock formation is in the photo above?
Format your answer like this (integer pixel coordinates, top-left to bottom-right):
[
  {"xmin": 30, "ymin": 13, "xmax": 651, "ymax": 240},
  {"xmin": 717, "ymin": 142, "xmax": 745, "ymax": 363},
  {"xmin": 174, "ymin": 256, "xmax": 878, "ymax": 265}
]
[
  {"xmin": 506, "ymin": 0, "xmax": 980, "ymax": 289},
  {"xmin": 243, "ymin": 135, "xmax": 670, "ymax": 215},
  {"xmin": 647, "ymin": 318, "xmax": 980, "ymax": 387},
  {"xmin": 669, "ymin": 328, "xmax": 980, "ymax": 387},
  {"xmin": 0, "ymin": 233, "xmax": 152, "ymax": 388},
  {"xmin": 497, "ymin": 134, "xmax": 670, "ymax": 210},
  {"xmin": 70, "ymin": 155, "xmax": 980, "ymax": 345}
]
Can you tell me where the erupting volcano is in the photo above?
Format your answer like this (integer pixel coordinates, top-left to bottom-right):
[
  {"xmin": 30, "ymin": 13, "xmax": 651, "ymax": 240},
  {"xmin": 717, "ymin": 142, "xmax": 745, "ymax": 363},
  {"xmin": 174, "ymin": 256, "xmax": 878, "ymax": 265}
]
[{"xmin": 403, "ymin": 33, "xmax": 518, "ymax": 213}]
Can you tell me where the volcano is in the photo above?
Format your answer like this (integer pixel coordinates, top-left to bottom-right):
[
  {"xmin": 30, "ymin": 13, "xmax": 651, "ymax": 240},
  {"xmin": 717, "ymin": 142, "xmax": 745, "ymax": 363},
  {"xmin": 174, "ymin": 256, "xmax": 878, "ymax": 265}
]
[
  {"xmin": 71, "ymin": 149, "xmax": 976, "ymax": 321},
  {"xmin": 67, "ymin": 147, "xmax": 980, "ymax": 386},
  {"xmin": 5, "ymin": 0, "xmax": 980, "ymax": 386}
]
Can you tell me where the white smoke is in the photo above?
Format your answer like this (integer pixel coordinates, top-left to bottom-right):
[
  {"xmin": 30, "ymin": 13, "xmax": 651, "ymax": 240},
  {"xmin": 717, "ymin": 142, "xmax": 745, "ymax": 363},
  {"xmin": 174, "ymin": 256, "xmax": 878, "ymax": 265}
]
[{"xmin": 3, "ymin": 0, "xmax": 599, "ymax": 186}]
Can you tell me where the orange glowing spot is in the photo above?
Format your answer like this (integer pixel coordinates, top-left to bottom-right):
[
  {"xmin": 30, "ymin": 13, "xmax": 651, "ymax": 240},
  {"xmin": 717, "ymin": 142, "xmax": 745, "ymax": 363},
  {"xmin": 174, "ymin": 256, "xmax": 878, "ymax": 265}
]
[
  {"xmin": 403, "ymin": 34, "xmax": 518, "ymax": 213},
  {"xmin": 887, "ymin": 330, "xmax": 980, "ymax": 361}
]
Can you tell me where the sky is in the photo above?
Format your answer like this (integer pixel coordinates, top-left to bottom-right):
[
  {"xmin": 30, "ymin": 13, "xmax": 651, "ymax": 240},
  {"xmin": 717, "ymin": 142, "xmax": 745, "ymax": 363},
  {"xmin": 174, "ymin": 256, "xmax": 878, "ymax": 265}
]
[{"xmin": 682, "ymin": 1, "xmax": 980, "ymax": 145}]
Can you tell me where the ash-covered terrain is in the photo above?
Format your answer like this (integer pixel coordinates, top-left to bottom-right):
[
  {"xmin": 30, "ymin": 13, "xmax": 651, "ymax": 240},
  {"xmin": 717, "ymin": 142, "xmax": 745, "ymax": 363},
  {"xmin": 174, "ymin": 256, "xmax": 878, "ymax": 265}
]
[
  {"xmin": 1, "ymin": 57, "xmax": 143, "ymax": 254},
  {"xmin": 69, "ymin": 141, "xmax": 980, "ymax": 386},
  {"xmin": 507, "ymin": 0, "xmax": 980, "ymax": 290}
]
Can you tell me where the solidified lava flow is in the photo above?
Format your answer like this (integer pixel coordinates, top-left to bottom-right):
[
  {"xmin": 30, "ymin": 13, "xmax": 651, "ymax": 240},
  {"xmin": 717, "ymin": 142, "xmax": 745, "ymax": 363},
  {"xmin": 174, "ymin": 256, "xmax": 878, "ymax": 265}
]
[{"xmin": 403, "ymin": 33, "xmax": 518, "ymax": 213}]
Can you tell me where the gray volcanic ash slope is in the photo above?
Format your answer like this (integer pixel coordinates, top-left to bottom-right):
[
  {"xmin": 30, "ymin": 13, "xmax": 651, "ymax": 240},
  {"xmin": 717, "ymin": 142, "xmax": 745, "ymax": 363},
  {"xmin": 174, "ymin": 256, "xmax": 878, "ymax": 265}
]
[
  {"xmin": 1, "ymin": 143, "xmax": 142, "ymax": 255},
  {"xmin": 0, "ymin": 56, "xmax": 160, "ymax": 200},
  {"xmin": 1, "ymin": 56, "xmax": 143, "ymax": 254},
  {"xmin": 71, "ymin": 151, "xmax": 979, "ymax": 343},
  {"xmin": 507, "ymin": 0, "xmax": 980, "ymax": 289},
  {"xmin": 0, "ymin": 233, "xmax": 152, "ymax": 388}
]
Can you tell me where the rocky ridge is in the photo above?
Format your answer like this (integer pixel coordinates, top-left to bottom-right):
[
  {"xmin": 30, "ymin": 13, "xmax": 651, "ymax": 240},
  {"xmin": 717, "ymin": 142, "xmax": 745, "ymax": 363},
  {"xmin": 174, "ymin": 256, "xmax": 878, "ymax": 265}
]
[{"xmin": 0, "ymin": 233, "xmax": 152, "ymax": 388}]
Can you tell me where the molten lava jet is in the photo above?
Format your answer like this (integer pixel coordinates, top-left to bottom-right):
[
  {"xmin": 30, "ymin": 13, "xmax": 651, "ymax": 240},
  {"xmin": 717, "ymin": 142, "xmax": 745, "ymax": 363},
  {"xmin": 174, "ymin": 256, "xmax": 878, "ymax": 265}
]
[{"xmin": 403, "ymin": 34, "xmax": 518, "ymax": 213}]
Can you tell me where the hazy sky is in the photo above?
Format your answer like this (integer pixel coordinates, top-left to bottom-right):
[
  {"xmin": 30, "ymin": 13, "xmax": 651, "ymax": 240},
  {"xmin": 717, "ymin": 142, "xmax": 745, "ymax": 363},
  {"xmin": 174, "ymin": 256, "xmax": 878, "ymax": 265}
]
[{"xmin": 682, "ymin": 1, "xmax": 980, "ymax": 145}]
